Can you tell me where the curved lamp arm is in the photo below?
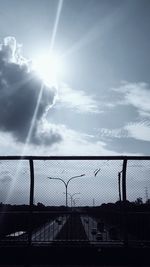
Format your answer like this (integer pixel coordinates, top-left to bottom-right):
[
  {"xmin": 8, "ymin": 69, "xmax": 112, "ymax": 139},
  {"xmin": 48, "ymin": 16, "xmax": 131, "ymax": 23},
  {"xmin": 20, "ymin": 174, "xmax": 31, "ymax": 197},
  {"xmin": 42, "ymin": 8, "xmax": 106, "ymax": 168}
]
[
  {"xmin": 47, "ymin": 177, "xmax": 67, "ymax": 187},
  {"xmin": 66, "ymin": 174, "xmax": 85, "ymax": 187}
]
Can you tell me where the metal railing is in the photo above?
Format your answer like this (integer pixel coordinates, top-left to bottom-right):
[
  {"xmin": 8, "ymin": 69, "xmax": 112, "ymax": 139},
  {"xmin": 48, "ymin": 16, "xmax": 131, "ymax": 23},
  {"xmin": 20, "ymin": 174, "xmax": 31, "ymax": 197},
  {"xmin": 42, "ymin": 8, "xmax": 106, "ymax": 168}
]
[{"xmin": 0, "ymin": 155, "xmax": 150, "ymax": 247}]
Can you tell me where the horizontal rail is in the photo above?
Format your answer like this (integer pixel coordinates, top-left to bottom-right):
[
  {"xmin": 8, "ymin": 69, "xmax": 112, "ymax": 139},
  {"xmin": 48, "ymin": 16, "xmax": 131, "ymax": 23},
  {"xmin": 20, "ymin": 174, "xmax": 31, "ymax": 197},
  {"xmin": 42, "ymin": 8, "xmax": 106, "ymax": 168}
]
[{"xmin": 0, "ymin": 155, "xmax": 150, "ymax": 160}]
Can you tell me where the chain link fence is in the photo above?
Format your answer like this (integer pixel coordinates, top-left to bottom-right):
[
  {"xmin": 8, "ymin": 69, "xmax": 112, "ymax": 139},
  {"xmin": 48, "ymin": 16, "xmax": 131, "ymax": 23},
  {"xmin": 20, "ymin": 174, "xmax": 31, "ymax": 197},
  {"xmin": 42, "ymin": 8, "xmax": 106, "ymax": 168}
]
[{"xmin": 0, "ymin": 156, "xmax": 150, "ymax": 247}]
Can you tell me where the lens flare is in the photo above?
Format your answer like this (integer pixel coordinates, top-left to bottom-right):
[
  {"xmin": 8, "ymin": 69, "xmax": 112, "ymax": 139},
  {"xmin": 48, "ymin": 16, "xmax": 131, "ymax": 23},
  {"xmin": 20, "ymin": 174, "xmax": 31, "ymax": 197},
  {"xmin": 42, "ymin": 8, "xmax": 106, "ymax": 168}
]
[{"xmin": 33, "ymin": 52, "xmax": 63, "ymax": 86}]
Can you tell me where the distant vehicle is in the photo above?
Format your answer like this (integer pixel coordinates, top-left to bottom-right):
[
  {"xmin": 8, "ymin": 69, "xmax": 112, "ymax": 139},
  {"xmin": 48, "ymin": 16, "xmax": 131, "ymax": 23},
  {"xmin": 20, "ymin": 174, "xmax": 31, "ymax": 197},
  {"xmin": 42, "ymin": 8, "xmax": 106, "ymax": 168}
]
[
  {"xmin": 91, "ymin": 228, "xmax": 97, "ymax": 235},
  {"xmin": 96, "ymin": 232, "xmax": 103, "ymax": 241}
]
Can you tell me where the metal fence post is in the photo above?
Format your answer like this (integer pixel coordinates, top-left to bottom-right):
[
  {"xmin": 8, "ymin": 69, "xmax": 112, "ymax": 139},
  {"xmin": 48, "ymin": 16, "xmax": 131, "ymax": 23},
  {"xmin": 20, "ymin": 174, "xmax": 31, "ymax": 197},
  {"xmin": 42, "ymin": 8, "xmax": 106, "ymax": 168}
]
[
  {"xmin": 118, "ymin": 172, "xmax": 122, "ymax": 202},
  {"xmin": 28, "ymin": 159, "xmax": 34, "ymax": 246},
  {"xmin": 122, "ymin": 158, "xmax": 128, "ymax": 247},
  {"xmin": 122, "ymin": 159, "xmax": 127, "ymax": 202}
]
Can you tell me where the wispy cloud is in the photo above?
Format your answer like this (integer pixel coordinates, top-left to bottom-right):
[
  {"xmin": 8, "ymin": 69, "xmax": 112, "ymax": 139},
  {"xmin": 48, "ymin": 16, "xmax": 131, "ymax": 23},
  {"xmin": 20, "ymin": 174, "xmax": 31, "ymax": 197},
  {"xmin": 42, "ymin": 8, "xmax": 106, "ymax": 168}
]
[
  {"xmin": 99, "ymin": 120, "xmax": 150, "ymax": 142},
  {"xmin": 98, "ymin": 81, "xmax": 150, "ymax": 145},
  {"xmin": 51, "ymin": 126, "xmax": 118, "ymax": 155},
  {"xmin": 46, "ymin": 125, "xmax": 140, "ymax": 156},
  {"xmin": 125, "ymin": 121, "xmax": 150, "ymax": 142},
  {"xmin": 57, "ymin": 84, "xmax": 101, "ymax": 114},
  {"xmin": 100, "ymin": 127, "xmax": 128, "ymax": 139},
  {"xmin": 112, "ymin": 81, "xmax": 150, "ymax": 117}
]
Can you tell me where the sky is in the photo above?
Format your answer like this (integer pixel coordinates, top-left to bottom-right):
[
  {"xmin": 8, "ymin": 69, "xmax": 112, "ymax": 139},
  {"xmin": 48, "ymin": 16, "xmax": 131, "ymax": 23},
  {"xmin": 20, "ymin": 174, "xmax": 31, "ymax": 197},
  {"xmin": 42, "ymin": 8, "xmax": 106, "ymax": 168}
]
[{"xmin": 0, "ymin": 0, "xmax": 150, "ymax": 205}]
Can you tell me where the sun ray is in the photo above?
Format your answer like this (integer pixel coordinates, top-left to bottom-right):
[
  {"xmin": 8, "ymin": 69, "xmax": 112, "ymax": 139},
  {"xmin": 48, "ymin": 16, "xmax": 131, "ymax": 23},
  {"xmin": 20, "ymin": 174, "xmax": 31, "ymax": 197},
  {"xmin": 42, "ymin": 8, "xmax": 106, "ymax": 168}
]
[
  {"xmin": 5, "ymin": 83, "xmax": 44, "ymax": 204},
  {"xmin": 5, "ymin": 1, "xmax": 64, "ymax": 203},
  {"xmin": 49, "ymin": 0, "xmax": 64, "ymax": 51}
]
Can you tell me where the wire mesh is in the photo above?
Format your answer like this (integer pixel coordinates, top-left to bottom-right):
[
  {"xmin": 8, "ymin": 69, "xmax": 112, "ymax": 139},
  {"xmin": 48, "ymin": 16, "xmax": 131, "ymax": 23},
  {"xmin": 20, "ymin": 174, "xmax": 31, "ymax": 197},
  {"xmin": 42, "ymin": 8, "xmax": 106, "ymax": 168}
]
[
  {"xmin": 0, "ymin": 159, "xmax": 30, "ymax": 243},
  {"xmin": 34, "ymin": 159, "xmax": 122, "ymax": 206},
  {"xmin": 127, "ymin": 160, "xmax": 150, "ymax": 203},
  {"xmin": 0, "ymin": 156, "xmax": 149, "ymax": 247},
  {"xmin": 126, "ymin": 160, "xmax": 150, "ymax": 242}
]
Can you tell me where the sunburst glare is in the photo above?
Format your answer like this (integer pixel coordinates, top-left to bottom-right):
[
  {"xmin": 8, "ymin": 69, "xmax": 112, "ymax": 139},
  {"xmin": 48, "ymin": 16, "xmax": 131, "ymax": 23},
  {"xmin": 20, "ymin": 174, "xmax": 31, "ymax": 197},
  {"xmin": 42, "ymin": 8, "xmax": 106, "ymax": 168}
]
[{"xmin": 32, "ymin": 52, "xmax": 64, "ymax": 86}]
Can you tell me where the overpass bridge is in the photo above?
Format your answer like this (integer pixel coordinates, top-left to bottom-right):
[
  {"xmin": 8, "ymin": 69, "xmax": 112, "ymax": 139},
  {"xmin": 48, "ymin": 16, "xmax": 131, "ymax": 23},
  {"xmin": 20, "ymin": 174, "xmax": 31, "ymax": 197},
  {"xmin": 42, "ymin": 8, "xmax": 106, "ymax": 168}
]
[{"xmin": 0, "ymin": 156, "xmax": 150, "ymax": 265}]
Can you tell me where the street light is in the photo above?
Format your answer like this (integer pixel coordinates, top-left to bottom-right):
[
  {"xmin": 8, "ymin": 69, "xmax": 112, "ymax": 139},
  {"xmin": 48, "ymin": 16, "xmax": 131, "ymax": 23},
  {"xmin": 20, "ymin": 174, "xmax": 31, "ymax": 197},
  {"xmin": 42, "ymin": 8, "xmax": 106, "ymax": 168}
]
[
  {"xmin": 47, "ymin": 174, "xmax": 85, "ymax": 207},
  {"xmin": 63, "ymin": 192, "xmax": 80, "ymax": 207},
  {"xmin": 73, "ymin": 197, "xmax": 80, "ymax": 207}
]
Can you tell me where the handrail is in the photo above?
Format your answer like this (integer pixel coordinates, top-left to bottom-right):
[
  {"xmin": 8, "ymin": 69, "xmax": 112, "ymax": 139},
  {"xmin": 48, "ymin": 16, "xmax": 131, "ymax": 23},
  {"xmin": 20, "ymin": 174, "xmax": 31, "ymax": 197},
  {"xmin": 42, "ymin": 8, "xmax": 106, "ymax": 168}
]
[{"xmin": 0, "ymin": 155, "xmax": 150, "ymax": 160}]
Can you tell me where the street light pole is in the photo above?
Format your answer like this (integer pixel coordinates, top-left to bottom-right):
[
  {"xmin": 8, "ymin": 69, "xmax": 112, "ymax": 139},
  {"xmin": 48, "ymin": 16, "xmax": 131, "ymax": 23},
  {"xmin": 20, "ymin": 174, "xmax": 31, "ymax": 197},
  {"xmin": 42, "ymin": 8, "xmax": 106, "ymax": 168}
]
[
  {"xmin": 47, "ymin": 174, "xmax": 85, "ymax": 207},
  {"xmin": 63, "ymin": 192, "xmax": 80, "ymax": 207},
  {"xmin": 73, "ymin": 197, "xmax": 80, "ymax": 207},
  {"xmin": 70, "ymin": 193, "xmax": 80, "ymax": 207}
]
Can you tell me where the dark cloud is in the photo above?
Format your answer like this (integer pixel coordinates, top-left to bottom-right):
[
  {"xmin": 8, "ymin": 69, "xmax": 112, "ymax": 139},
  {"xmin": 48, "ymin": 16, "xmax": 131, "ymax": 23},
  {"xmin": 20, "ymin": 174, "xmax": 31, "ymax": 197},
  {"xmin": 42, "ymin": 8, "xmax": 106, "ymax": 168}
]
[{"xmin": 0, "ymin": 36, "xmax": 62, "ymax": 145}]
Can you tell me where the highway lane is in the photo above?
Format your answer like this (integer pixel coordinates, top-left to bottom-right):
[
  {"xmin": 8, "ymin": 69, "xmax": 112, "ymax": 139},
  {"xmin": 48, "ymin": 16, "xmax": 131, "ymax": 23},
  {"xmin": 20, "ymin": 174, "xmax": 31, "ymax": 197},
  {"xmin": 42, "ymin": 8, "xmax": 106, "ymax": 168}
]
[
  {"xmin": 55, "ymin": 213, "xmax": 88, "ymax": 241},
  {"xmin": 81, "ymin": 215, "xmax": 108, "ymax": 242},
  {"xmin": 31, "ymin": 215, "xmax": 69, "ymax": 242},
  {"xmin": 3, "ymin": 213, "xmax": 121, "ymax": 244}
]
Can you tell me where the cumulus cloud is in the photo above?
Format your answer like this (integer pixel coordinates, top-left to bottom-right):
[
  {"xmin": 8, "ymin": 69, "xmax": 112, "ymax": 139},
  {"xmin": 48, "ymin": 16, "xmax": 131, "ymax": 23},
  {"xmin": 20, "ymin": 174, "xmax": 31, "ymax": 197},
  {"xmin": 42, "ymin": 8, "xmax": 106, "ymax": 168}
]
[
  {"xmin": 35, "ymin": 118, "xmax": 64, "ymax": 145},
  {"xmin": 0, "ymin": 36, "xmax": 62, "ymax": 145}
]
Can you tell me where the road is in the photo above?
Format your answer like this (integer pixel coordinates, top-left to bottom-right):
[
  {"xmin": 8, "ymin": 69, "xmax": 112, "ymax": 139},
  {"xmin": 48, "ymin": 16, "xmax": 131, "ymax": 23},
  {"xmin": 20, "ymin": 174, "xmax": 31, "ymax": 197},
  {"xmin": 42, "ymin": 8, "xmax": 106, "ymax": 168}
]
[
  {"xmin": 31, "ymin": 215, "xmax": 69, "ymax": 241},
  {"xmin": 81, "ymin": 215, "xmax": 108, "ymax": 243},
  {"xmin": 3, "ymin": 213, "xmax": 122, "ymax": 244}
]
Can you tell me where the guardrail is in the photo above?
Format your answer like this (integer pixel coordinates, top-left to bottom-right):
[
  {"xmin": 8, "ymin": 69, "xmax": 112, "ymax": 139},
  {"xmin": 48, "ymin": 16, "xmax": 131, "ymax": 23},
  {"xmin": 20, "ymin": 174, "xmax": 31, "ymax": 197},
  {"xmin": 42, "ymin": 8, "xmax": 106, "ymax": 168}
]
[{"xmin": 0, "ymin": 156, "xmax": 150, "ymax": 248}]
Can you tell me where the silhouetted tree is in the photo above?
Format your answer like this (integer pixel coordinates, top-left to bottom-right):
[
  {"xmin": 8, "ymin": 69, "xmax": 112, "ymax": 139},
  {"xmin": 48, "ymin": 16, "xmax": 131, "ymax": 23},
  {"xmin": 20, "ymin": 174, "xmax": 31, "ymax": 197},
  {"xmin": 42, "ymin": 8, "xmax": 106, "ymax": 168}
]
[
  {"xmin": 37, "ymin": 202, "xmax": 45, "ymax": 207},
  {"xmin": 135, "ymin": 197, "xmax": 143, "ymax": 205}
]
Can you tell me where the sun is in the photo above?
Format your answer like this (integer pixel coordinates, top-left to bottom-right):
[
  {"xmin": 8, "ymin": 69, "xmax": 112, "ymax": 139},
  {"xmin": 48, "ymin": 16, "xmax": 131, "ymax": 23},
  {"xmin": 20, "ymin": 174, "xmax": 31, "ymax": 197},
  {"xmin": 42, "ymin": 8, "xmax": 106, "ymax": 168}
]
[{"xmin": 32, "ymin": 52, "xmax": 63, "ymax": 86}]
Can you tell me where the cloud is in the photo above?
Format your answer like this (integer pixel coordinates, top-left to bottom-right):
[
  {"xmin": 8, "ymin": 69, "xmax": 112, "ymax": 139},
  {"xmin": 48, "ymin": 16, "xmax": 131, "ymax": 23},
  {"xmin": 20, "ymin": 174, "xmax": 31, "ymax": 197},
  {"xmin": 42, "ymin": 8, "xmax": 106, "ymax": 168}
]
[
  {"xmin": 112, "ymin": 81, "xmax": 150, "ymax": 117},
  {"xmin": 0, "ymin": 36, "xmax": 62, "ymax": 145},
  {"xmin": 56, "ymin": 84, "xmax": 101, "ymax": 113},
  {"xmin": 97, "ymin": 81, "xmax": 150, "ymax": 147},
  {"xmin": 35, "ymin": 118, "xmax": 64, "ymax": 145},
  {"xmin": 2, "ymin": 123, "xmax": 117, "ymax": 156},
  {"xmin": 0, "ymin": 119, "xmax": 142, "ymax": 156},
  {"xmin": 100, "ymin": 127, "xmax": 128, "ymax": 139},
  {"xmin": 125, "ymin": 121, "xmax": 150, "ymax": 142},
  {"xmin": 99, "ymin": 120, "xmax": 150, "ymax": 143},
  {"xmin": 47, "ymin": 126, "xmax": 123, "ymax": 156}
]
